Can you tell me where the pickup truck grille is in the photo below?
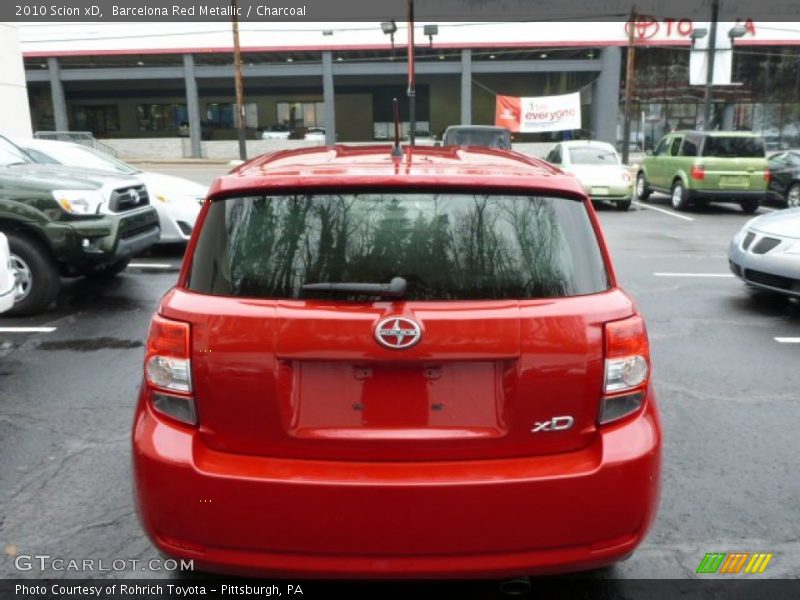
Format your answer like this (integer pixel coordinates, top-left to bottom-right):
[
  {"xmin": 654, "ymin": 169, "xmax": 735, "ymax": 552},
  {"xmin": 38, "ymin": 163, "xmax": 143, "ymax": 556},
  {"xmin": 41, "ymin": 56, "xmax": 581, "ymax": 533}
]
[{"xmin": 109, "ymin": 185, "xmax": 149, "ymax": 212}]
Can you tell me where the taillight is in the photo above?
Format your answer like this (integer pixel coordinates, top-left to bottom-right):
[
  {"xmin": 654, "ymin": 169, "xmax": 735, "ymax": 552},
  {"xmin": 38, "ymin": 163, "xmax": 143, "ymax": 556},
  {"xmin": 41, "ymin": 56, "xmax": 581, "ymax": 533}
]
[
  {"xmin": 763, "ymin": 168, "xmax": 771, "ymax": 183},
  {"xmin": 600, "ymin": 315, "xmax": 650, "ymax": 425},
  {"xmin": 690, "ymin": 165, "xmax": 705, "ymax": 180},
  {"xmin": 144, "ymin": 314, "xmax": 195, "ymax": 425}
]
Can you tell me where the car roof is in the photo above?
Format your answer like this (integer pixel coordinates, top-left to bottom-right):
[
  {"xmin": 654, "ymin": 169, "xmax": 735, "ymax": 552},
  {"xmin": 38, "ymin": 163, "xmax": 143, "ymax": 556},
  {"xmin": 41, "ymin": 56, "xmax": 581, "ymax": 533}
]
[
  {"xmin": 214, "ymin": 144, "xmax": 585, "ymax": 198},
  {"xmin": 445, "ymin": 125, "xmax": 508, "ymax": 132},
  {"xmin": 559, "ymin": 140, "xmax": 616, "ymax": 149},
  {"xmin": 14, "ymin": 138, "xmax": 80, "ymax": 150}
]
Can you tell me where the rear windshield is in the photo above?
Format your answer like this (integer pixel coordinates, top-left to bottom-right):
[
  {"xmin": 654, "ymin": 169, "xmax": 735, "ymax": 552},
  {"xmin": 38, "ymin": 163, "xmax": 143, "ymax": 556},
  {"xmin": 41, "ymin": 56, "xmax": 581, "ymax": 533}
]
[
  {"xmin": 445, "ymin": 130, "xmax": 511, "ymax": 149},
  {"xmin": 188, "ymin": 192, "xmax": 608, "ymax": 301},
  {"xmin": 702, "ymin": 136, "xmax": 765, "ymax": 158},
  {"xmin": 568, "ymin": 147, "xmax": 620, "ymax": 166}
]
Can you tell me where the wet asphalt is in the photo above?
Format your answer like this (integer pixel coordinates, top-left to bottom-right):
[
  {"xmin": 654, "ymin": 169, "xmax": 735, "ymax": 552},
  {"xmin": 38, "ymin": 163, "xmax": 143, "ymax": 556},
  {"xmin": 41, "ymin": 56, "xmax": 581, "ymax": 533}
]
[{"xmin": 0, "ymin": 165, "xmax": 798, "ymax": 595}]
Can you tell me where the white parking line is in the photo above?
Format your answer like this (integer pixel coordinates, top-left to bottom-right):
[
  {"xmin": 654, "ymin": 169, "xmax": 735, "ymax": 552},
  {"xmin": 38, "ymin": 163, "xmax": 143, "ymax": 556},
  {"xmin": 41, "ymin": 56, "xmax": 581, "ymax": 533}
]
[
  {"xmin": 632, "ymin": 201, "xmax": 695, "ymax": 222},
  {"xmin": 127, "ymin": 263, "xmax": 175, "ymax": 269},
  {"xmin": 775, "ymin": 337, "xmax": 800, "ymax": 344},
  {"xmin": 654, "ymin": 273, "xmax": 734, "ymax": 278},
  {"xmin": 0, "ymin": 327, "xmax": 57, "ymax": 333}
]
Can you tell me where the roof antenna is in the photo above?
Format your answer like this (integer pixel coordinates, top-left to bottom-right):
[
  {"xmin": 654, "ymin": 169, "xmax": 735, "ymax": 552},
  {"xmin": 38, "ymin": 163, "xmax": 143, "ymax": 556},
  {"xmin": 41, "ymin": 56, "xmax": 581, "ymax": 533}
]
[{"xmin": 391, "ymin": 97, "xmax": 403, "ymax": 157}]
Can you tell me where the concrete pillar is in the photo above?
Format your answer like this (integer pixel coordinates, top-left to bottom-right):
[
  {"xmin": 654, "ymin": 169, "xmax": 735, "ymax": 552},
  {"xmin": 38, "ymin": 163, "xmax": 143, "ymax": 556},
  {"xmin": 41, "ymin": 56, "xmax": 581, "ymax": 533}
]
[
  {"xmin": 47, "ymin": 57, "xmax": 68, "ymax": 132},
  {"xmin": 322, "ymin": 51, "xmax": 336, "ymax": 145},
  {"xmin": 591, "ymin": 47, "xmax": 621, "ymax": 144},
  {"xmin": 183, "ymin": 54, "xmax": 203, "ymax": 158},
  {"xmin": 461, "ymin": 49, "xmax": 472, "ymax": 125}
]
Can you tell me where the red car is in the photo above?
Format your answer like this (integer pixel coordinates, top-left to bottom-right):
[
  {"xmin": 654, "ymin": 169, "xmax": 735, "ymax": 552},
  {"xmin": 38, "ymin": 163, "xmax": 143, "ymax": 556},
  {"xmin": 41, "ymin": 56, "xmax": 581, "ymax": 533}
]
[{"xmin": 133, "ymin": 144, "xmax": 661, "ymax": 579}]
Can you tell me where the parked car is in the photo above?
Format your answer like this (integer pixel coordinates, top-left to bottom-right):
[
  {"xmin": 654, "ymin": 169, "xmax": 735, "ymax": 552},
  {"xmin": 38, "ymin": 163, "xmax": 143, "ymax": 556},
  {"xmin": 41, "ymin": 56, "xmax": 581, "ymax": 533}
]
[
  {"xmin": 546, "ymin": 140, "xmax": 633, "ymax": 211},
  {"xmin": 0, "ymin": 233, "xmax": 15, "ymax": 314},
  {"xmin": 16, "ymin": 138, "xmax": 206, "ymax": 243},
  {"xmin": 767, "ymin": 150, "xmax": 800, "ymax": 208},
  {"xmin": 442, "ymin": 125, "xmax": 512, "ymax": 149},
  {"xmin": 636, "ymin": 131, "xmax": 769, "ymax": 213},
  {"xmin": 260, "ymin": 124, "xmax": 291, "ymax": 140},
  {"xmin": 0, "ymin": 136, "xmax": 160, "ymax": 315},
  {"xmin": 729, "ymin": 208, "xmax": 800, "ymax": 298},
  {"xmin": 133, "ymin": 144, "xmax": 661, "ymax": 579},
  {"xmin": 303, "ymin": 127, "xmax": 326, "ymax": 142}
]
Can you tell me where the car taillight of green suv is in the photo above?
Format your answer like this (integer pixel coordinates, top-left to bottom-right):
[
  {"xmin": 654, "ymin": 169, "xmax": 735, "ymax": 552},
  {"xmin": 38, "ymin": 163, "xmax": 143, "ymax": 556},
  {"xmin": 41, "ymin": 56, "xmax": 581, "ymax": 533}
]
[{"xmin": 635, "ymin": 131, "xmax": 769, "ymax": 213}]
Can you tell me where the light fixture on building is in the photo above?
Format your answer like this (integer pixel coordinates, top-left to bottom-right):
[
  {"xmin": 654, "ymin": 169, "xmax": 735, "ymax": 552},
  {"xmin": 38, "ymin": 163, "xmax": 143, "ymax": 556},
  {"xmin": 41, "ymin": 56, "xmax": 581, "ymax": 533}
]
[
  {"xmin": 690, "ymin": 27, "xmax": 708, "ymax": 48},
  {"xmin": 381, "ymin": 20, "xmax": 398, "ymax": 49},
  {"xmin": 286, "ymin": 57, "xmax": 294, "ymax": 63},
  {"xmin": 539, "ymin": 52, "xmax": 548, "ymax": 58},
  {"xmin": 489, "ymin": 54, "xmax": 496, "ymax": 60},
  {"xmin": 137, "ymin": 60, "xmax": 145, "ymax": 66},
  {"xmin": 728, "ymin": 25, "xmax": 748, "ymax": 39},
  {"xmin": 424, "ymin": 24, "xmax": 439, "ymax": 48},
  {"xmin": 336, "ymin": 56, "xmax": 343, "ymax": 61},
  {"xmin": 438, "ymin": 54, "xmax": 445, "ymax": 60}
]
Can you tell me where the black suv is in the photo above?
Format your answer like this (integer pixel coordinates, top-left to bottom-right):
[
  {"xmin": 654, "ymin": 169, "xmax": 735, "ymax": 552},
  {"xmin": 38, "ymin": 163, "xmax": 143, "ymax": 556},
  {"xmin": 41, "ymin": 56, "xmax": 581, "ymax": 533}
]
[{"xmin": 0, "ymin": 136, "xmax": 160, "ymax": 315}]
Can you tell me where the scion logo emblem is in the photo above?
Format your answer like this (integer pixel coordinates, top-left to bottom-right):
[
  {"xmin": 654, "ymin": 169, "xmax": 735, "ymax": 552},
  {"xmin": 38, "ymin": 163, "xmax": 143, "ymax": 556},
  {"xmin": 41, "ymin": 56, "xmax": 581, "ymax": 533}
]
[
  {"xmin": 375, "ymin": 316, "xmax": 422, "ymax": 350},
  {"xmin": 531, "ymin": 416, "xmax": 574, "ymax": 433},
  {"xmin": 130, "ymin": 189, "xmax": 140, "ymax": 204}
]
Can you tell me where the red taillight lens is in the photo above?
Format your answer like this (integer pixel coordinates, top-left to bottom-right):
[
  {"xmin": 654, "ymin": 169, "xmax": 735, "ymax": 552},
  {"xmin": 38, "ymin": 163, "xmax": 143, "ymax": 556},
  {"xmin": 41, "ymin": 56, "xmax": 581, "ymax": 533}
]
[
  {"xmin": 764, "ymin": 168, "xmax": 771, "ymax": 183},
  {"xmin": 147, "ymin": 314, "xmax": 190, "ymax": 357},
  {"xmin": 690, "ymin": 165, "xmax": 705, "ymax": 180},
  {"xmin": 144, "ymin": 315, "xmax": 194, "ymax": 423},
  {"xmin": 601, "ymin": 316, "xmax": 650, "ymax": 424}
]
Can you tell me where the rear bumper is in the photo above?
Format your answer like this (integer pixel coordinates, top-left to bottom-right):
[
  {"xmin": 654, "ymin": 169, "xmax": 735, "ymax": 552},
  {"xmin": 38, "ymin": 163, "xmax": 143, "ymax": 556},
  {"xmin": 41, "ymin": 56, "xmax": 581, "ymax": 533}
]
[
  {"xmin": 689, "ymin": 189, "xmax": 766, "ymax": 201},
  {"xmin": 133, "ymin": 391, "xmax": 661, "ymax": 579}
]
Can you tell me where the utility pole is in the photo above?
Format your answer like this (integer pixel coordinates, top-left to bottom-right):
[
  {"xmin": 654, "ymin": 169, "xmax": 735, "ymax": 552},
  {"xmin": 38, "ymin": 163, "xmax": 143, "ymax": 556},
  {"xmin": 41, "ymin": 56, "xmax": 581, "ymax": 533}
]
[
  {"xmin": 621, "ymin": 5, "xmax": 636, "ymax": 166},
  {"xmin": 231, "ymin": 0, "xmax": 247, "ymax": 160},
  {"xmin": 702, "ymin": 0, "xmax": 720, "ymax": 131},
  {"xmin": 407, "ymin": 0, "xmax": 416, "ymax": 146}
]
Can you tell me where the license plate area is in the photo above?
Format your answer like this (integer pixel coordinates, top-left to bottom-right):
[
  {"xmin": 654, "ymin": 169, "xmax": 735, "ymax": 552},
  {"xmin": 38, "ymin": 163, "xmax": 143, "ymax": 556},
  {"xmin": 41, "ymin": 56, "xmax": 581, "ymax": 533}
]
[
  {"xmin": 590, "ymin": 186, "xmax": 610, "ymax": 196},
  {"xmin": 284, "ymin": 361, "xmax": 506, "ymax": 439},
  {"xmin": 719, "ymin": 175, "xmax": 749, "ymax": 188}
]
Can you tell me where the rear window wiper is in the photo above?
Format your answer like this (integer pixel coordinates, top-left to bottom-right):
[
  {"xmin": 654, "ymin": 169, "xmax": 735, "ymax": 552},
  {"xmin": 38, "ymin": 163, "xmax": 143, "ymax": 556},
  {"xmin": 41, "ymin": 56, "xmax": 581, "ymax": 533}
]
[{"xmin": 301, "ymin": 276, "xmax": 407, "ymax": 298}]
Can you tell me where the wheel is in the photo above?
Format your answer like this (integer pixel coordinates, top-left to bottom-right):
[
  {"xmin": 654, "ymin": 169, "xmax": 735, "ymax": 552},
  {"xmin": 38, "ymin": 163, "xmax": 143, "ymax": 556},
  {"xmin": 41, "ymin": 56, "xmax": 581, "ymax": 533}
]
[
  {"xmin": 740, "ymin": 198, "xmax": 760, "ymax": 214},
  {"xmin": 670, "ymin": 180, "xmax": 690, "ymax": 211},
  {"xmin": 635, "ymin": 173, "xmax": 651, "ymax": 201},
  {"xmin": 615, "ymin": 200, "xmax": 632, "ymax": 211},
  {"xmin": 4, "ymin": 232, "xmax": 60, "ymax": 317},
  {"xmin": 84, "ymin": 258, "xmax": 131, "ymax": 279},
  {"xmin": 785, "ymin": 182, "xmax": 800, "ymax": 208}
]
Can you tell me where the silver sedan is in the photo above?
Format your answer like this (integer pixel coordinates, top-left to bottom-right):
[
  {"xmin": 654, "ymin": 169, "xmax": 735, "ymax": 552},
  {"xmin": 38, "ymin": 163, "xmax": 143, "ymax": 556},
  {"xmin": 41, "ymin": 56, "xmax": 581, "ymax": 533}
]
[{"xmin": 729, "ymin": 208, "xmax": 800, "ymax": 297}]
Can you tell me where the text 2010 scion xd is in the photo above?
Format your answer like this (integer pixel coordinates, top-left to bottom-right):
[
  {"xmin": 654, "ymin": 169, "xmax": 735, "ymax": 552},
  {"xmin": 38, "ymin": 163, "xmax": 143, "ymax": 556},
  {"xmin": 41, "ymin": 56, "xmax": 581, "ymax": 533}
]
[{"xmin": 133, "ymin": 144, "xmax": 661, "ymax": 578}]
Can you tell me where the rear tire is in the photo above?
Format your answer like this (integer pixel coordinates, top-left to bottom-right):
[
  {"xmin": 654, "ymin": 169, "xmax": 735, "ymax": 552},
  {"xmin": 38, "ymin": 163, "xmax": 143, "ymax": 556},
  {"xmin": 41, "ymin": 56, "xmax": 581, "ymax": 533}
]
[
  {"xmin": 670, "ymin": 180, "xmax": 690, "ymax": 211},
  {"xmin": 4, "ymin": 231, "xmax": 60, "ymax": 317},
  {"xmin": 635, "ymin": 173, "xmax": 651, "ymax": 201},
  {"xmin": 740, "ymin": 199, "xmax": 760, "ymax": 214},
  {"xmin": 615, "ymin": 200, "xmax": 632, "ymax": 211},
  {"xmin": 785, "ymin": 182, "xmax": 800, "ymax": 208}
]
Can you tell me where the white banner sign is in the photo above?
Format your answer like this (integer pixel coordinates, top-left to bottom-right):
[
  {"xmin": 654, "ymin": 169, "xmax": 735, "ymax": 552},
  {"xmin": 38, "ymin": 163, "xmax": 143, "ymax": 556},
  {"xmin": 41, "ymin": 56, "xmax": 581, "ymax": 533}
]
[{"xmin": 496, "ymin": 92, "xmax": 582, "ymax": 133}]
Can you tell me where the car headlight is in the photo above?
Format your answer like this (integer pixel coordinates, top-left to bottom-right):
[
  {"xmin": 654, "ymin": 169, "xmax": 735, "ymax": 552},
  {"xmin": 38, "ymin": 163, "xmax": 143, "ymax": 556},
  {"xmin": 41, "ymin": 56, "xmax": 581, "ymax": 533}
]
[{"xmin": 52, "ymin": 190, "xmax": 104, "ymax": 215}]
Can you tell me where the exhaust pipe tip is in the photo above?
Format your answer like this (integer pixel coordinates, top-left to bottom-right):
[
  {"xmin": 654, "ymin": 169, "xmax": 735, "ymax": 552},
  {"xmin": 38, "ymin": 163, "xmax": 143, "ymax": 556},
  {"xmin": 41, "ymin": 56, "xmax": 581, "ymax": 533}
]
[{"xmin": 498, "ymin": 576, "xmax": 532, "ymax": 596}]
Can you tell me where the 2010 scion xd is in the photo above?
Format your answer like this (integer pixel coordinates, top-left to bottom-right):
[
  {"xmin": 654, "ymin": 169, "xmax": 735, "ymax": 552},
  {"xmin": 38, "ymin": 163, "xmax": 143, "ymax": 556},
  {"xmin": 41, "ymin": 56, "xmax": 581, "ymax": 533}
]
[{"xmin": 133, "ymin": 145, "xmax": 661, "ymax": 579}]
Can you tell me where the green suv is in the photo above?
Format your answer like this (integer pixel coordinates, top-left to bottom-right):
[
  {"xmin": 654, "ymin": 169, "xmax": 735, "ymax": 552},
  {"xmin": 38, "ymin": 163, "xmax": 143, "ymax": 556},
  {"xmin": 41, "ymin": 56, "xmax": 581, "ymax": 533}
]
[
  {"xmin": 0, "ymin": 136, "xmax": 160, "ymax": 316},
  {"xmin": 636, "ymin": 131, "xmax": 769, "ymax": 213}
]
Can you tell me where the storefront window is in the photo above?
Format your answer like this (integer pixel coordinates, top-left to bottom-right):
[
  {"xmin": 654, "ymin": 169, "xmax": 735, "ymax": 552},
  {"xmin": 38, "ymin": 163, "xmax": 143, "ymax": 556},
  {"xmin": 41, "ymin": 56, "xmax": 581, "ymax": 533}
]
[
  {"xmin": 137, "ymin": 104, "xmax": 187, "ymax": 131},
  {"xmin": 72, "ymin": 105, "xmax": 120, "ymax": 135},
  {"xmin": 275, "ymin": 101, "xmax": 324, "ymax": 129}
]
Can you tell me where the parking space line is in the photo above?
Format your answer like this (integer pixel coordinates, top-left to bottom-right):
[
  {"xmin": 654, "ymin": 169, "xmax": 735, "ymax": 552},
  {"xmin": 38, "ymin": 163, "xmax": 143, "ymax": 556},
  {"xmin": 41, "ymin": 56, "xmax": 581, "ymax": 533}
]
[
  {"xmin": 654, "ymin": 273, "xmax": 734, "ymax": 278},
  {"xmin": 127, "ymin": 263, "xmax": 175, "ymax": 269},
  {"xmin": 632, "ymin": 201, "xmax": 695, "ymax": 222},
  {"xmin": 0, "ymin": 327, "xmax": 57, "ymax": 333},
  {"xmin": 775, "ymin": 337, "xmax": 800, "ymax": 344}
]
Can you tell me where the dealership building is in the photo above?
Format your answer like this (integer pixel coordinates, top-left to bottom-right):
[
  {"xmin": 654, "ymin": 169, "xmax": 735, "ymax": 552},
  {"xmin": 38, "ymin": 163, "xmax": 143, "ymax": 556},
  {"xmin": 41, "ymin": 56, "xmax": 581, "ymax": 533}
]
[{"xmin": 16, "ymin": 20, "xmax": 800, "ymax": 156}]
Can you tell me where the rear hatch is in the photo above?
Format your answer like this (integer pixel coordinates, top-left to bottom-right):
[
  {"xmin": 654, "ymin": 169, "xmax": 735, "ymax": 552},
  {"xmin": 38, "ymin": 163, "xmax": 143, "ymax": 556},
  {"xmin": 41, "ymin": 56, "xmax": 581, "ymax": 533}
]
[
  {"xmin": 698, "ymin": 135, "xmax": 768, "ymax": 191},
  {"xmin": 169, "ymin": 190, "xmax": 634, "ymax": 461}
]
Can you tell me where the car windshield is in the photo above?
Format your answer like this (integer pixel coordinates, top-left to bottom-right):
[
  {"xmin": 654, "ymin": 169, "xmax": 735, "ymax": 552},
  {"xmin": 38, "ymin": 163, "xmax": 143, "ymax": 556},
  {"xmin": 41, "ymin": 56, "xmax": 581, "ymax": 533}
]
[
  {"xmin": 702, "ymin": 136, "xmax": 765, "ymax": 158},
  {"xmin": 26, "ymin": 143, "xmax": 139, "ymax": 175},
  {"xmin": 569, "ymin": 147, "xmax": 620, "ymax": 166},
  {"xmin": 188, "ymin": 192, "xmax": 608, "ymax": 301},
  {"xmin": 0, "ymin": 137, "xmax": 33, "ymax": 167},
  {"xmin": 446, "ymin": 129, "xmax": 510, "ymax": 149}
]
